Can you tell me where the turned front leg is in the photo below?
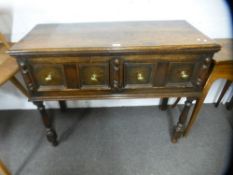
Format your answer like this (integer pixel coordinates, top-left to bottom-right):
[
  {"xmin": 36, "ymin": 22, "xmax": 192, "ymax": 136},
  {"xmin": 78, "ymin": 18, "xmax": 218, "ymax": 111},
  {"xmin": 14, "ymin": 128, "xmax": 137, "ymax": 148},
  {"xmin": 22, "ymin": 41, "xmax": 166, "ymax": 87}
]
[
  {"xmin": 172, "ymin": 97, "xmax": 194, "ymax": 143},
  {"xmin": 33, "ymin": 101, "xmax": 58, "ymax": 146}
]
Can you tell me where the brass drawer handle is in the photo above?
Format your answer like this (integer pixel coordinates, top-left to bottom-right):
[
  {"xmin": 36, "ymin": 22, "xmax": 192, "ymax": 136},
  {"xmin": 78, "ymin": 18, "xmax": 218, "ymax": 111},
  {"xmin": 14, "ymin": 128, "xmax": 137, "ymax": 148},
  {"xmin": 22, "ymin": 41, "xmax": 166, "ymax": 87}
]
[
  {"xmin": 90, "ymin": 73, "xmax": 98, "ymax": 81},
  {"xmin": 45, "ymin": 73, "xmax": 52, "ymax": 81},
  {"xmin": 137, "ymin": 73, "xmax": 144, "ymax": 81},
  {"xmin": 180, "ymin": 71, "xmax": 189, "ymax": 79}
]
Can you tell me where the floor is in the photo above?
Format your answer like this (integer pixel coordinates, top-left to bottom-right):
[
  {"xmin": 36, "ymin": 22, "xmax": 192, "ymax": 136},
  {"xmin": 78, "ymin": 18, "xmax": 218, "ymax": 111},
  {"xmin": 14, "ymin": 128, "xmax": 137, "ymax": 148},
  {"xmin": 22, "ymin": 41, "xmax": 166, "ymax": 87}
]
[{"xmin": 0, "ymin": 104, "xmax": 232, "ymax": 175}]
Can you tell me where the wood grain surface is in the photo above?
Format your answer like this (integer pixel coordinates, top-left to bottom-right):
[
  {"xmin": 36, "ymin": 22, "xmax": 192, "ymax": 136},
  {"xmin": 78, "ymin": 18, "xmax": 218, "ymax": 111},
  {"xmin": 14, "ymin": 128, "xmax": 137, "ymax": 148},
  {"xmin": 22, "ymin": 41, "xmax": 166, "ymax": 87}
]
[{"xmin": 9, "ymin": 21, "xmax": 220, "ymax": 55}]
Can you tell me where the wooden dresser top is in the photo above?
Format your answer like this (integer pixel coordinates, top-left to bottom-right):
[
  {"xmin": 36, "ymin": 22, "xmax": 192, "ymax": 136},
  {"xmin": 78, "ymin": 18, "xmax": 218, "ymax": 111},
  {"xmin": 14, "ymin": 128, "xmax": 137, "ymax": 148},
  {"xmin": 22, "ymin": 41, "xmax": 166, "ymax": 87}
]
[{"xmin": 10, "ymin": 21, "xmax": 220, "ymax": 55}]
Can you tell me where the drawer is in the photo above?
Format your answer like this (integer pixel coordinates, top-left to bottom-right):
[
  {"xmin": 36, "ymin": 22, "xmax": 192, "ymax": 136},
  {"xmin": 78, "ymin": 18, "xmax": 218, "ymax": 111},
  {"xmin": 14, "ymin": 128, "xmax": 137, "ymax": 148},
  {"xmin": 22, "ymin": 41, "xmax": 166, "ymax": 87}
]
[
  {"xmin": 124, "ymin": 62, "xmax": 153, "ymax": 88},
  {"xmin": 27, "ymin": 59, "xmax": 110, "ymax": 91},
  {"xmin": 167, "ymin": 62, "xmax": 194, "ymax": 85},
  {"xmin": 79, "ymin": 63, "xmax": 109, "ymax": 88},
  {"xmin": 31, "ymin": 64, "xmax": 65, "ymax": 89},
  {"xmin": 22, "ymin": 54, "xmax": 207, "ymax": 97}
]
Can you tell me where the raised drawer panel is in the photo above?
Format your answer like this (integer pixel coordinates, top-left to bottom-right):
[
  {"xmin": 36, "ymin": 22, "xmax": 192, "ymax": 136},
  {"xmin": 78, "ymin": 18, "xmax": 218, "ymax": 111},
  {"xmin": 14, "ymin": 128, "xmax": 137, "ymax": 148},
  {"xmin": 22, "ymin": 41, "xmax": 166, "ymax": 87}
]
[
  {"xmin": 124, "ymin": 62, "xmax": 153, "ymax": 88},
  {"xmin": 167, "ymin": 62, "xmax": 194, "ymax": 86},
  {"xmin": 79, "ymin": 63, "xmax": 109, "ymax": 88},
  {"xmin": 32, "ymin": 64, "xmax": 65, "ymax": 88}
]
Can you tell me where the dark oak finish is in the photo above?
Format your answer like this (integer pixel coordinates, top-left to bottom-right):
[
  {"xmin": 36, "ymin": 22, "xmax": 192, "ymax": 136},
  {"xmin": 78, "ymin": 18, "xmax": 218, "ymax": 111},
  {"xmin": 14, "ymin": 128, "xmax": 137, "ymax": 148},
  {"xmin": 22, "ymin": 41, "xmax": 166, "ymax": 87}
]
[
  {"xmin": 79, "ymin": 63, "xmax": 109, "ymax": 88},
  {"xmin": 33, "ymin": 101, "xmax": 58, "ymax": 146},
  {"xmin": 13, "ymin": 54, "xmax": 215, "ymax": 101},
  {"xmin": 172, "ymin": 97, "xmax": 195, "ymax": 143},
  {"xmin": 9, "ymin": 21, "xmax": 221, "ymax": 145},
  {"xmin": 124, "ymin": 62, "xmax": 153, "ymax": 87},
  {"xmin": 9, "ymin": 21, "xmax": 219, "ymax": 56}
]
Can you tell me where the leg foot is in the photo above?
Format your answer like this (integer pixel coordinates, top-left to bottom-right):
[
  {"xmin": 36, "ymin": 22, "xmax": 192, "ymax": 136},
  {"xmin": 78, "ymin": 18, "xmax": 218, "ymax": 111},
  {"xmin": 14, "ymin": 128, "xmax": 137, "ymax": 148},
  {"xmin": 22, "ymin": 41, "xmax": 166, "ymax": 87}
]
[
  {"xmin": 46, "ymin": 128, "xmax": 58, "ymax": 146},
  {"xmin": 172, "ymin": 124, "xmax": 183, "ymax": 143},
  {"xmin": 172, "ymin": 97, "xmax": 194, "ymax": 143},
  {"xmin": 33, "ymin": 101, "xmax": 58, "ymax": 146}
]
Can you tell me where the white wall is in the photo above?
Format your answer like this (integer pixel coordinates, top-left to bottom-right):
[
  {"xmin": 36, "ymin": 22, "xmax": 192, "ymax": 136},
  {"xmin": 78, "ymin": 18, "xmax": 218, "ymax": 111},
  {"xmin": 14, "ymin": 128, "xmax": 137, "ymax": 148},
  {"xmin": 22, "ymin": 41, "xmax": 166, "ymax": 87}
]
[{"xmin": 0, "ymin": 0, "xmax": 232, "ymax": 109}]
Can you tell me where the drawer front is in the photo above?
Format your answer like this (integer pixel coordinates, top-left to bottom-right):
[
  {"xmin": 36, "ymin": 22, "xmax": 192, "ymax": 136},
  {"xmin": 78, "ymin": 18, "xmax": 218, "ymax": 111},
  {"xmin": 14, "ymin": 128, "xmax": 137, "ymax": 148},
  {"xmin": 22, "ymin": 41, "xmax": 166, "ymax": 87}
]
[
  {"xmin": 79, "ymin": 63, "xmax": 109, "ymax": 88},
  {"xmin": 29, "ymin": 60, "xmax": 197, "ymax": 91},
  {"xmin": 18, "ymin": 53, "xmax": 212, "ymax": 100},
  {"xmin": 26, "ymin": 57, "xmax": 110, "ymax": 91},
  {"xmin": 124, "ymin": 62, "xmax": 153, "ymax": 88},
  {"xmin": 166, "ymin": 62, "xmax": 195, "ymax": 86},
  {"xmin": 31, "ymin": 64, "xmax": 65, "ymax": 88}
]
